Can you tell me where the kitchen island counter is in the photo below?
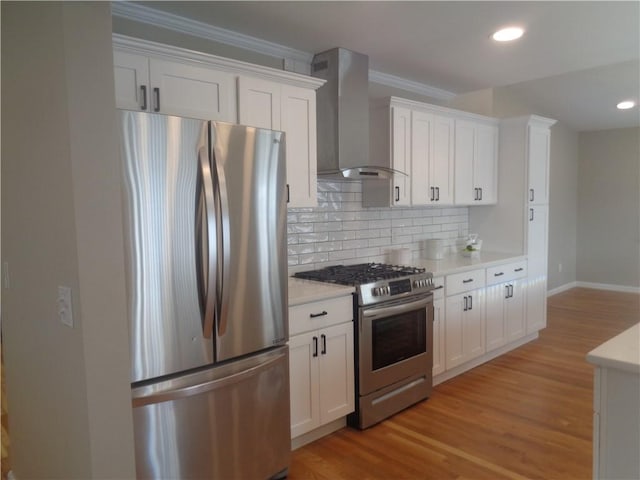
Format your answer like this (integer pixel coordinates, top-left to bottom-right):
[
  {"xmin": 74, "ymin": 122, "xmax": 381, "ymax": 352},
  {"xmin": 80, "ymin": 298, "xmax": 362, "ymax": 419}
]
[
  {"xmin": 587, "ymin": 322, "xmax": 640, "ymax": 373},
  {"xmin": 288, "ymin": 277, "xmax": 355, "ymax": 306},
  {"xmin": 586, "ymin": 322, "xmax": 640, "ymax": 480}
]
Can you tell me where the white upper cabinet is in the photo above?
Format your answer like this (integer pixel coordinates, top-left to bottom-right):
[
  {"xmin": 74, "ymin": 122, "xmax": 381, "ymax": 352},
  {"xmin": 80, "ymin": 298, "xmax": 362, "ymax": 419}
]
[
  {"xmin": 527, "ymin": 122, "xmax": 552, "ymax": 205},
  {"xmin": 113, "ymin": 36, "xmax": 323, "ymax": 209},
  {"xmin": 238, "ymin": 77, "xmax": 318, "ymax": 208},
  {"xmin": 391, "ymin": 105, "xmax": 412, "ymax": 206},
  {"xmin": 113, "ymin": 49, "xmax": 236, "ymax": 121},
  {"xmin": 411, "ymin": 111, "xmax": 454, "ymax": 205},
  {"xmin": 454, "ymin": 119, "xmax": 498, "ymax": 205},
  {"xmin": 113, "ymin": 50, "xmax": 150, "ymax": 111},
  {"xmin": 364, "ymin": 97, "xmax": 476, "ymax": 207},
  {"xmin": 237, "ymin": 76, "xmax": 281, "ymax": 130}
]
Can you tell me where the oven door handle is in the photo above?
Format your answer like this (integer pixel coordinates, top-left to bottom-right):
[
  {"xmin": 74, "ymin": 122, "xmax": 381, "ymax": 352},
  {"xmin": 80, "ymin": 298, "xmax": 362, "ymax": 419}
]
[{"xmin": 362, "ymin": 294, "xmax": 433, "ymax": 319}]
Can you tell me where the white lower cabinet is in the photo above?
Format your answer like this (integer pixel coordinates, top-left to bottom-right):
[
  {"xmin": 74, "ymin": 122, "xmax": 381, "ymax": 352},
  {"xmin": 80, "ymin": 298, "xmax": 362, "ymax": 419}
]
[
  {"xmin": 445, "ymin": 289, "xmax": 485, "ymax": 370},
  {"xmin": 436, "ymin": 260, "xmax": 533, "ymax": 382},
  {"xmin": 486, "ymin": 279, "xmax": 526, "ymax": 351},
  {"xmin": 485, "ymin": 261, "xmax": 527, "ymax": 352},
  {"xmin": 526, "ymin": 204, "xmax": 549, "ymax": 334},
  {"xmin": 288, "ymin": 296, "xmax": 354, "ymax": 439}
]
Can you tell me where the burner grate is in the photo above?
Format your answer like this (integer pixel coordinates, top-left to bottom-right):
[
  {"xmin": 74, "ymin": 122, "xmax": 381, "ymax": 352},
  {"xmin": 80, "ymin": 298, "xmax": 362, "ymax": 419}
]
[{"xmin": 294, "ymin": 262, "xmax": 426, "ymax": 286}]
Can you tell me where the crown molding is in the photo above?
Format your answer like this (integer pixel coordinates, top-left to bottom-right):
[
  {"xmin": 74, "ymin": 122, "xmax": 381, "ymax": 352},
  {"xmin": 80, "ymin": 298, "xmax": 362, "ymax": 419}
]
[
  {"xmin": 369, "ymin": 71, "xmax": 455, "ymax": 100},
  {"xmin": 111, "ymin": 1, "xmax": 313, "ymax": 66},
  {"xmin": 111, "ymin": 1, "xmax": 456, "ymax": 101}
]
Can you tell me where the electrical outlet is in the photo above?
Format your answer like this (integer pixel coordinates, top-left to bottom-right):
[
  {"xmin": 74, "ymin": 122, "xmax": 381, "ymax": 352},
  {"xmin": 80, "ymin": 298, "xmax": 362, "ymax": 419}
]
[
  {"xmin": 57, "ymin": 286, "xmax": 74, "ymax": 327},
  {"xmin": 558, "ymin": 263, "xmax": 563, "ymax": 273}
]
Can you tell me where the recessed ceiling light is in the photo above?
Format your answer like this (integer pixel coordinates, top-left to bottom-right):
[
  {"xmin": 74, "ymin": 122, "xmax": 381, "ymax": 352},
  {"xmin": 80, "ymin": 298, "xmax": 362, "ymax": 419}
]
[
  {"xmin": 492, "ymin": 27, "xmax": 524, "ymax": 42},
  {"xmin": 617, "ymin": 100, "xmax": 636, "ymax": 110}
]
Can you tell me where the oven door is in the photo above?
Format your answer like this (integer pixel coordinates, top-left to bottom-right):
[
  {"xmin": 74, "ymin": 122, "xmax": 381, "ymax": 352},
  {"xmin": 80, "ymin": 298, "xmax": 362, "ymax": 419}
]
[{"xmin": 358, "ymin": 293, "xmax": 433, "ymax": 396}]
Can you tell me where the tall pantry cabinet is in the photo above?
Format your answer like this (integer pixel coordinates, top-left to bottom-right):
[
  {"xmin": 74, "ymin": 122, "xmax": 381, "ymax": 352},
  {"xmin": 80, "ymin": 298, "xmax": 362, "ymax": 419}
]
[{"xmin": 469, "ymin": 115, "xmax": 556, "ymax": 334}]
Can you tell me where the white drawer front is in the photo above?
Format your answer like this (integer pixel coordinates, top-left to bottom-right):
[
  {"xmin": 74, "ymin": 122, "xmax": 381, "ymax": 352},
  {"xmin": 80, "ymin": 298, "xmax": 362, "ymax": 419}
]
[
  {"xmin": 446, "ymin": 269, "xmax": 486, "ymax": 296},
  {"xmin": 289, "ymin": 295, "xmax": 353, "ymax": 336},
  {"xmin": 486, "ymin": 261, "xmax": 527, "ymax": 286},
  {"xmin": 432, "ymin": 276, "xmax": 445, "ymax": 300}
]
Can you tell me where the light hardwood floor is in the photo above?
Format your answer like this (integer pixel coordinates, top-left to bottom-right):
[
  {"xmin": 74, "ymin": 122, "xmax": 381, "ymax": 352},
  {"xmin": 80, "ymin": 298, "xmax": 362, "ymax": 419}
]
[{"xmin": 288, "ymin": 288, "xmax": 639, "ymax": 480}]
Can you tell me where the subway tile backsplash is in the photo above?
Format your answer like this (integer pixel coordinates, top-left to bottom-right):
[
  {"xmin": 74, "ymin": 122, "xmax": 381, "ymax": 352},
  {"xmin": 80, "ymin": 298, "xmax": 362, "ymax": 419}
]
[{"xmin": 287, "ymin": 180, "xmax": 469, "ymax": 273}]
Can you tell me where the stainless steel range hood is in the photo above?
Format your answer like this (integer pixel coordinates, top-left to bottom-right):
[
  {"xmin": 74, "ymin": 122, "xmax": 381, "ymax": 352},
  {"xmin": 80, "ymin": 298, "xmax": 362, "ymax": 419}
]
[{"xmin": 311, "ymin": 48, "xmax": 397, "ymax": 180}]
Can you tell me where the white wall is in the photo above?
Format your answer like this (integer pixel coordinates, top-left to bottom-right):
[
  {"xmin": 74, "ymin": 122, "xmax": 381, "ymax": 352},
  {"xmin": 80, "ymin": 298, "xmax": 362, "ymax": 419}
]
[
  {"xmin": 1, "ymin": 2, "xmax": 136, "ymax": 478},
  {"xmin": 547, "ymin": 122, "xmax": 579, "ymax": 291},
  {"xmin": 577, "ymin": 127, "xmax": 640, "ymax": 289}
]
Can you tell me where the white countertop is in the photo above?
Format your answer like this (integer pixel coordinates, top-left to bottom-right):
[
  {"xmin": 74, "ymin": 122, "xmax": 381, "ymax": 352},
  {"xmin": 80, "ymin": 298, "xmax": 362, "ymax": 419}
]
[
  {"xmin": 415, "ymin": 251, "xmax": 527, "ymax": 277},
  {"xmin": 587, "ymin": 323, "xmax": 640, "ymax": 374},
  {"xmin": 288, "ymin": 277, "xmax": 355, "ymax": 306}
]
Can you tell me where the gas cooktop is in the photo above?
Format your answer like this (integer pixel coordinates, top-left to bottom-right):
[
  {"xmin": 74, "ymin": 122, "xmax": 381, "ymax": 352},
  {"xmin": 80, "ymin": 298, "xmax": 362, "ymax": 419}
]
[
  {"xmin": 294, "ymin": 263, "xmax": 434, "ymax": 306},
  {"xmin": 294, "ymin": 262, "xmax": 426, "ymax": 286}
]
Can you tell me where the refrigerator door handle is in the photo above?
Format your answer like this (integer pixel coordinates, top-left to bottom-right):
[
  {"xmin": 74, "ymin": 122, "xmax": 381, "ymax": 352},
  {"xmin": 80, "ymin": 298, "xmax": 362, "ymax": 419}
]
[
  {"xmin": 212, "ymin": 142, "xmax": 231, "ymax": 336},
  {"xmin": 132, "ymin": 348, "xmax": 287, "ymax": 407},
  {"xmin": 197, "ymin": 146, "xmax": 217, "ymax": 339}
]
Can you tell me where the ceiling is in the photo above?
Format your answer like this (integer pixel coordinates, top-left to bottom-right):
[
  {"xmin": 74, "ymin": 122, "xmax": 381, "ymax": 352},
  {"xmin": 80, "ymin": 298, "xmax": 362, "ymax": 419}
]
[{"xmin": 135, "ymin": 1, "xmax": 639, "ymax": 131}]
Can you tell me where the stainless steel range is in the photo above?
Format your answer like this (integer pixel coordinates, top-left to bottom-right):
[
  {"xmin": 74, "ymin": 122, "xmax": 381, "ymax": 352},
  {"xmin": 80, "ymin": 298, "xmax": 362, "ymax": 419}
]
[{"xmin": 294, "ymin": 263, "xmax": 435, "ymax": 429}]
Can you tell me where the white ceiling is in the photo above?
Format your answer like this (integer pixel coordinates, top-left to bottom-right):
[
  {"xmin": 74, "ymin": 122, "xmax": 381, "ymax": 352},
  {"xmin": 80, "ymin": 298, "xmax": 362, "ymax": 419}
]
[{"xmin": 135, "ymin": 1, "xmax": 639, "ymax": 131}]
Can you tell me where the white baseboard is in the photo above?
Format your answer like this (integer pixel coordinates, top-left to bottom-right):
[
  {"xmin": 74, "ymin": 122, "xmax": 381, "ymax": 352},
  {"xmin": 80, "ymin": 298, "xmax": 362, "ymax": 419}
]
[
  {"xmin": 547, "ymin": 282, "xmax": 578, "ymax": 296},
  {"xmin": 548, "ymin": 281, "xmax": 640, "ymax": 296},
  {"xmin": 291, "ymin": 417, "xmax": 346, "ymax": 450},
  {"xmin": 574, "ymin": 281, "xmax": 640, "ymax": 294}
]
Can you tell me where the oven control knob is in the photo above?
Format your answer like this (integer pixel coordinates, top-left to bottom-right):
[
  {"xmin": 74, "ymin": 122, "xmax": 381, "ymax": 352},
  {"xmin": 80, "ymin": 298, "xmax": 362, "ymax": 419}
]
[
  {"xmin": 414, "ymin": 278, "xmax": 433, "ymax": 289},
  {"xmin": 373, "ymin": 286, "xmax": 389, "ymax": 297}
]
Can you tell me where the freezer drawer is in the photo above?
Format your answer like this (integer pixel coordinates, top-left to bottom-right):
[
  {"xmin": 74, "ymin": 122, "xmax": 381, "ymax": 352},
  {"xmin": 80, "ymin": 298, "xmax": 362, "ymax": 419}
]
[{"xmin": 132, "ymin": 346, "xmax": 290, "ymax": 480}]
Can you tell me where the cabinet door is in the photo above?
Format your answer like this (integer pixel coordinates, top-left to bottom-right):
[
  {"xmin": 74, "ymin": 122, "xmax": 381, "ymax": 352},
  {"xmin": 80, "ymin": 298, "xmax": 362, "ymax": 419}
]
[
  {"xmin": 528, "ymin": 124, "xmax": 551, "ymax": 205},
  {"xmin": 391, "ymin": 106, "xmax": 411, "ymax": 206},
  {"xmin": 463, "ymin": 290, "xmax": 485, "ymax": 361},
  {"xmin": 506, "ymin": 279, "xmax": 526, "ymax": 341},
  {"xmin": 149, "ymin": 58, "xmax": 236, "ymax": 121},
  {"xmin": 527, "ymin": 205, "xmax": 549, "ymax": 276},
  {"xmin": 318, "ymin": 322, "xmax": 355, "ymax": 424},
  {"xmin": 474, "ymin": 123, "xmax": 498, "ymax": 204},
  {"xmin": 454, "ymin": 120, "xmax": 476, "ymax": 204},
  {"xmin": 411, "ymin": 110, "xmax": 432, "ymax": 205},
  {"xmin": 281, "ymin": 85, "xmax": 317, "ymax": 208},
  {"xmin": 527, "ymin": 205, "xmax": 548, "ymax": 333},
  {"xmin": 485, "ymin": 283, "xmax": 507, "ymax": 352},
  {"xmin": 526, "ymin": 274, "xmax": 547, "ymax": 334},
  {"xmin": 445, "ymin": 293, "xmax": 465, "ymax": 369},
  {"xmin": 113, "ymin": 50, "xmax": 149, "ymax": 111},
  {"xmin": 432, "ymin": 297, "xmax": 446, "ymax": 376},
  {"xmin": 430, "ymin": 115, "xmax": 455, "ymax": 205},
  {"xmin": 237, "ymin": 76, "xmax": 281, "ymax": 129},
  {"xmin": 445, "ymin": 290, "xmax": 485, "ymax": 369},
  {"xmin": 289, "ymin": 332, "xmax": 320, "ymax": 438}
]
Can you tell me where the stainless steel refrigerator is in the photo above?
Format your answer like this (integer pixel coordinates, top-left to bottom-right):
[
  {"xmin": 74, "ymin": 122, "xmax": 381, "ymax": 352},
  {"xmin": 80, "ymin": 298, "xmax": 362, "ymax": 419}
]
[{"xmin": 119, "ymin": 110, "xmax": 290, "ymax": 479}]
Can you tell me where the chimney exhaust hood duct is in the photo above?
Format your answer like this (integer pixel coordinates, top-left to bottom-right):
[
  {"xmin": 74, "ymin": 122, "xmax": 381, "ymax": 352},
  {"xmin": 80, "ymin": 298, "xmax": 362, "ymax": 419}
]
[{"xmin": 311, "ymin": 48, "xmax": 399, "ymax": 180}]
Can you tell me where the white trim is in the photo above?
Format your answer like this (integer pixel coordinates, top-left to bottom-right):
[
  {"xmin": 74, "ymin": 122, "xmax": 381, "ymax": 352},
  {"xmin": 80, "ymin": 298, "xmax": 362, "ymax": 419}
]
[
  {"xmin": 547, "ymin": 281, "xmax": 578, "ymax": 296},
  {"xmin": 111, "ymin": 1, "xmax": 313, "ymax": 66},
  {"xmin": 291, "ymin": 417, "xmax": 346, "ymax": 450},
  {"xmin": 112, "ymin": 34, "xmax": 325, "ymax": 90},
  {"xmin": 111, "ymin": 1, "xmax": 455, "ymax": 100},
  {"xmin": 369, "ymin": 70, "xmax": 455, "ymax": 101},
  {"xmin": 575, "ymin": 281, "xmax": 640, "ymax": 294},
  {"xmin": 548, "ymin": 281, "xmax": 640, "ymax": 296},
  {"xmin": 383, "ymin": 96, "xmax": 499, "ymax": 124}
]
